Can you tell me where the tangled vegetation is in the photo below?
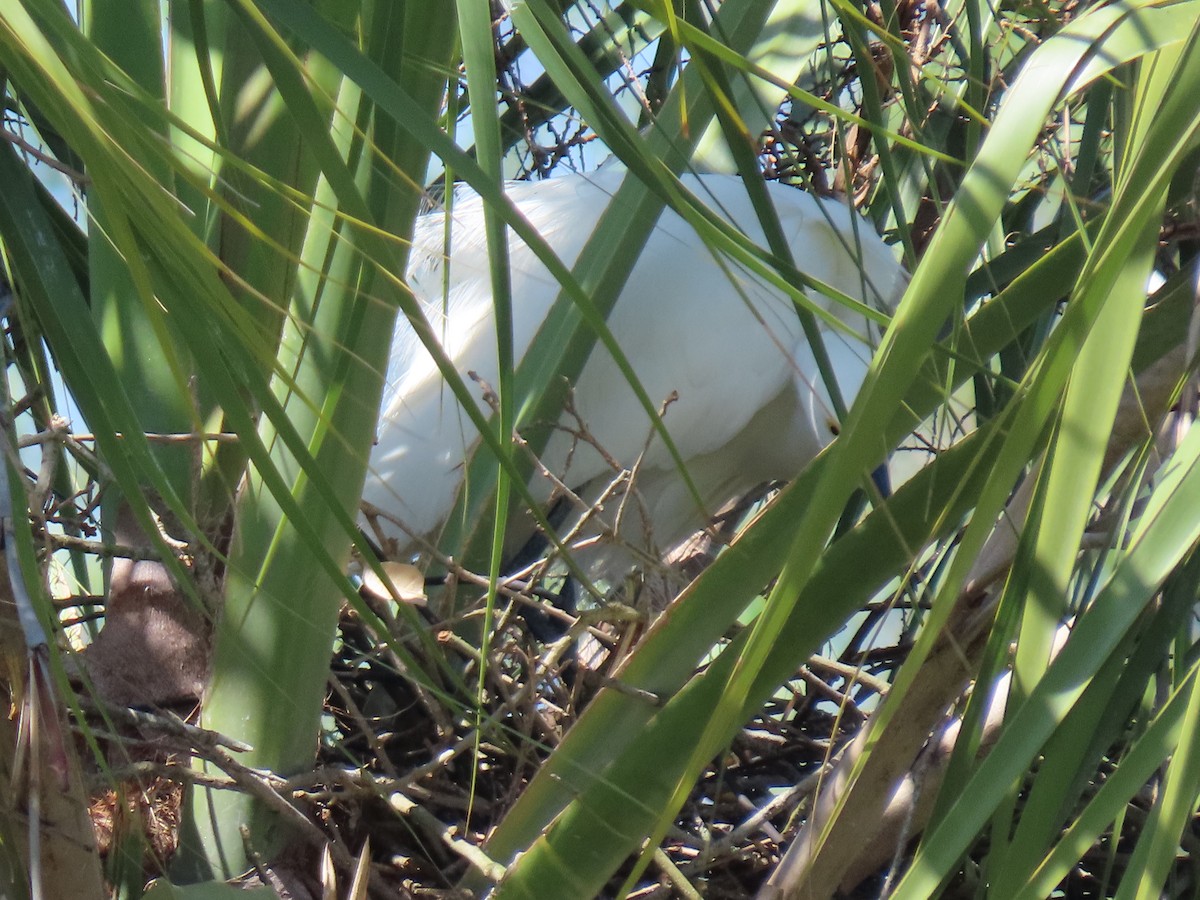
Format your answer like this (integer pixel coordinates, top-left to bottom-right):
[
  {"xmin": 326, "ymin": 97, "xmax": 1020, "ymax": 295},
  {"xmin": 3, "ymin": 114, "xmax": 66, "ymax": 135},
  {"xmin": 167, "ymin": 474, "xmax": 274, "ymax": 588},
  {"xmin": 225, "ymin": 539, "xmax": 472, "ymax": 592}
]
[{"xmin": 3, "ymin": 0, "xmax": 1200, "ymax": 897}]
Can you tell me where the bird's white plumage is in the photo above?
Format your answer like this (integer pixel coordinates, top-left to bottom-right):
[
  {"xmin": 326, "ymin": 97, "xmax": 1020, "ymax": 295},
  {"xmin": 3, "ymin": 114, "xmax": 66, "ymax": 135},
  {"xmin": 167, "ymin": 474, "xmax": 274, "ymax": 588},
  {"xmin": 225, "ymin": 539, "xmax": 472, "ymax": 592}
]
[{"xmin": 364, "ymin": 170, "xmax": 905, "ymax": 576}]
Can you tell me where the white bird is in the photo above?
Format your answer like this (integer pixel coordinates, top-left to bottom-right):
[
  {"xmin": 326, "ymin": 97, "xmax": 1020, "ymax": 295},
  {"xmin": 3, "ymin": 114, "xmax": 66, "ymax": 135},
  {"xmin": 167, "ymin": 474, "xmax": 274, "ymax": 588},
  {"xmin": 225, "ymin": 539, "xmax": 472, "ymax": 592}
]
[{"xmin": 363, "ymin": 169, "xmax": 905, "ymax": 585}]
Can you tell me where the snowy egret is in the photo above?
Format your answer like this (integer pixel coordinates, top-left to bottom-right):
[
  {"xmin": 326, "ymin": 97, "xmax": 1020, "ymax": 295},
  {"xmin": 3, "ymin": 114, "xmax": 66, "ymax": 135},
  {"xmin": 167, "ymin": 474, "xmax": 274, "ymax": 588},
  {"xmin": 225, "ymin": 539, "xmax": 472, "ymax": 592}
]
[{"xmin": 363, "ymin": 170, "xmax": 905, "ymax": 585}]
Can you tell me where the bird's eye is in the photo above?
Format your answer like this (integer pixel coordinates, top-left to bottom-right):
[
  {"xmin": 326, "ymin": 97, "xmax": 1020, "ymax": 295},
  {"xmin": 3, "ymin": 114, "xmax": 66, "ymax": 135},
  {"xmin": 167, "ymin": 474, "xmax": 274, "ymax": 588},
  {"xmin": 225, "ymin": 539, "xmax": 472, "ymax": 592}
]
[{"xmin": 828, "ymin": 420, "xmax": 841, "ymax": 436}]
